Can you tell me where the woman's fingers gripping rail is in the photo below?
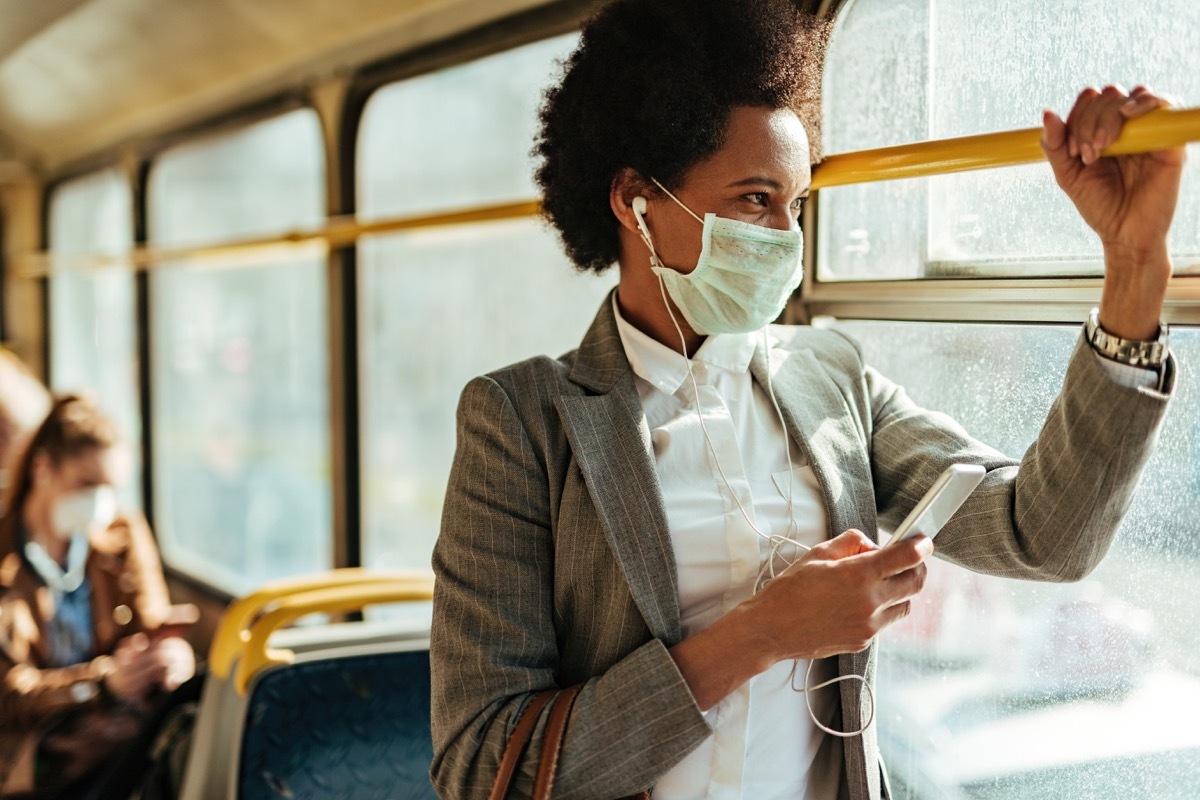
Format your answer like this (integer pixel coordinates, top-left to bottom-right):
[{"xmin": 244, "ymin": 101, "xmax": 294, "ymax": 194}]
[{"xmin": 1041, "ymin": 85, "xmax": 1185, "ymax": 254}]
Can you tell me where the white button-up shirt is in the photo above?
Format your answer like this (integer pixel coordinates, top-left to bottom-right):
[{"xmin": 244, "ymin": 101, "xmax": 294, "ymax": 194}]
[{"xmin": 613, "ymin": 296, "xmax": 838, "ymax": 799}]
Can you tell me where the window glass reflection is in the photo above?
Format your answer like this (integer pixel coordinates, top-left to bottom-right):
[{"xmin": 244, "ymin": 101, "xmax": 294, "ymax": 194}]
[{"xmin": 147, "ymin": 110, "xmax": 331, "ymax": 593}]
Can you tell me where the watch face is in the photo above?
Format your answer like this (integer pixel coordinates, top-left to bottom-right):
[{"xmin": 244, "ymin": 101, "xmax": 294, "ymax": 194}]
[{"xmin": 70, "ymin": 681, "xmax": 98, "ymax": 703}]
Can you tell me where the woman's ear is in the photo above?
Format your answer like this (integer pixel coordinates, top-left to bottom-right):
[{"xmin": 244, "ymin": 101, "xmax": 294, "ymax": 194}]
[{"xmin": 610, "ymin": 168, "xmax": 653, "ymax": 233}]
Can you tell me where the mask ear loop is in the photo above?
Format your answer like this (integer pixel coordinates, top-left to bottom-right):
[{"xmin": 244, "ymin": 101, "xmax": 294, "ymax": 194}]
[{"xmin": 649, "ymin": 178, "xmax": 705, "ymax": 225}]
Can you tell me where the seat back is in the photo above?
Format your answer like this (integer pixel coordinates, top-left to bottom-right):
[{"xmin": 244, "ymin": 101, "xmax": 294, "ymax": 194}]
[
  {"xmin": 180, "ymin": 572, "xmax": 435, "ymax": 800},
  {"xmin": 235, "ymin": 640, "xmax": 436, "ymax": 800}
]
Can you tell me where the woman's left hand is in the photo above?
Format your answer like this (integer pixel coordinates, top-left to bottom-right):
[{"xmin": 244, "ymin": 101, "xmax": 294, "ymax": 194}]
[
  {"xmin": 1044, "ymin": 85, "xmax": 1184, "ymax": 252},
  {"xmin": 1043, "ymin": 85, "xmax": 1186, "ymax": 339}
]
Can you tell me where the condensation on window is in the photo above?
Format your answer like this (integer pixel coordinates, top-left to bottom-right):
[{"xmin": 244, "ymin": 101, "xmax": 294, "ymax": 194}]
[
  {"xmin": 835, "ymin": 319, "xmax": 1200, "ymax": 800},
  {"xmin": 147, "ymin": 109, "xmax": 332, "ymax": 594},
  {"xmin": 820, "ymin": 0, "xmax": 1200, "ymax": 281}
]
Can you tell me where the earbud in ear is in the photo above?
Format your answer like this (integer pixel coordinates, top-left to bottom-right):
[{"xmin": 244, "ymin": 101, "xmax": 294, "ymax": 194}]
[{"xmin": 631, "ymin": 196, "xmax": 655, "ymax": 247}]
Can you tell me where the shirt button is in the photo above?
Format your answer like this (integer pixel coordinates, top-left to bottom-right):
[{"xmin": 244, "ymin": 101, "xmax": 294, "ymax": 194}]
[{"xmin": 113, "ymin": 605, "xmax": 133, "ymax": 626}]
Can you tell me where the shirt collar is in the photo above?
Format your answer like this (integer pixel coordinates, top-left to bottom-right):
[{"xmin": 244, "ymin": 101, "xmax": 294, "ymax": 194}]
[
  {"xmin": 16, "ymin": 517, "xmax": 90, "ymax": 594},
  {"xmin": 612, "ymin": 292, "xmax": 759, "ymax": 396}
]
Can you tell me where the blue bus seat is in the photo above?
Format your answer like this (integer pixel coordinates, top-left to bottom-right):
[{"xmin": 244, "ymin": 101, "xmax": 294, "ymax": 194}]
[{"xmin": 236, "ymin": 641, "xmax": 436, "ymax": 800}]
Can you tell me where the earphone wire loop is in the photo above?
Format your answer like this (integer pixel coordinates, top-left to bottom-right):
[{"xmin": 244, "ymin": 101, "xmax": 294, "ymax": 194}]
[{"xmin": 788, "ymin": 658, "xmax": 876, "ymax": 738}]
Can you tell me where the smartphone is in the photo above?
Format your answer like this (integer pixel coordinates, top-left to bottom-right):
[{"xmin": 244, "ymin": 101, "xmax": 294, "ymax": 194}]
[{"xmin": 888, "ymin": 463, "xmax": 986, "ymax": 543}]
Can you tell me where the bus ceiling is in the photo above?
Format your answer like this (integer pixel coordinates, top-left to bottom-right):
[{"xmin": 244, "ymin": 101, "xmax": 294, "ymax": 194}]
[{"xmin": 0, "ymin": 0, "xmax": 560, "ymax": 174}]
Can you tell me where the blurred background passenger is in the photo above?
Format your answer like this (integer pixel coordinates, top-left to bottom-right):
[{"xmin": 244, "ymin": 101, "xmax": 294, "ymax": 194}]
[
  {"xmin": 0, "ymin": 395, "xmax": 196, "ymax": 797},
  {"xmin": 0, "ymin": 351, "xmax": 50, "ymax": 504}
]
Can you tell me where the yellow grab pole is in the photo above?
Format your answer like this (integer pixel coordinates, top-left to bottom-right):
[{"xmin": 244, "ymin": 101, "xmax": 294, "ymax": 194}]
[
  {"xmin": 810, "ymin": 106, "xmax": 1200, "ymax": 190},
  {"xmin": 15, "ymin": 108, "xmax": 1200, "ymax": 275},
  {"xmin": 13, "ymin": 200, "xmax": 541, "ymax": 278}
]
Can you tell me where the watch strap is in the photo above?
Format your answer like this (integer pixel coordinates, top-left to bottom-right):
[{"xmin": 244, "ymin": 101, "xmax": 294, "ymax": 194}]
[{"xmin": 1085, "ymin": 308, "xmax": 1169, "ymax": 369}]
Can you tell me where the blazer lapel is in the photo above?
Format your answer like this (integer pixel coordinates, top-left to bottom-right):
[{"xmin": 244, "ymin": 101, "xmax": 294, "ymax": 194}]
[
  {"xmin": 751, "ymin": 334, "xmax": 880, "ymax": 800},
  {"xmin": 556, "ymin": 294, "xmax": 681, "ymax": 645},
  {"xmin": 750, "ymin": 339, "xmax": 876, "ymax": 542}
]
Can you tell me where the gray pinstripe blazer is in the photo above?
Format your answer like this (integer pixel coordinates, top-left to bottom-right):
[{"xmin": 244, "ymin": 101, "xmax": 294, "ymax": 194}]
[{"xmin": 430, "ymin": 293, "xmax": 1174, "ymax": 800}]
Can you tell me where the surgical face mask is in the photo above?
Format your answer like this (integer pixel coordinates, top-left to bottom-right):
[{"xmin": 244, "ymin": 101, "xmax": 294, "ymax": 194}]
[
  {"xmin": 51, "ymin": 486, "xmax": 117, "ymax": 539},
  {"xmin": 632, "ymin": 179, "xmax": 804, "ymax": 335}
]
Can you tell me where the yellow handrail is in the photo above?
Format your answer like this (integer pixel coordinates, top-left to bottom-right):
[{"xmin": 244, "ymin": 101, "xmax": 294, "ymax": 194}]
[
  {"xmin": 15, "ymin": 107, "xmax": 1200, "ymax": 277},
  {"xmin": 810, "ymin": 106, "xmax": 1200, "ymax": 189},
  {"xmin": 209, "ymin": 568, "xmax": 432, "ymax": 680},
  {"xmin": 233, "ymin": 576, "xmax": 436, "ymax": 695},
  {"xmin": 12, "ymin": 199, "xmax": 540, "ymax": 278}
]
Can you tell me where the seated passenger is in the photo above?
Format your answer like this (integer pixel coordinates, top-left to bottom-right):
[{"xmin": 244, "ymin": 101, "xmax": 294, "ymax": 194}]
[{"xmin": 0, "ymin": 395, "xmax": 196, "ymax": 797}]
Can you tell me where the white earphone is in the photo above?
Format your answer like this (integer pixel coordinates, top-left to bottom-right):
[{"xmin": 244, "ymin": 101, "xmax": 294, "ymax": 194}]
[{"xmin": 631, "ymin": 196, "xmax": 655, "ymax": 246}]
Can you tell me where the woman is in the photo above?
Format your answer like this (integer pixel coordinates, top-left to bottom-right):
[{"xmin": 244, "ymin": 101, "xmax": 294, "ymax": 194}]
[
  {"xmin": 0, "ymin": 395, "xmax": 196, "ymax": 796},
  {"xmin": 430, "ymin": 1, "xmax": 1182, "ymax": 798}
]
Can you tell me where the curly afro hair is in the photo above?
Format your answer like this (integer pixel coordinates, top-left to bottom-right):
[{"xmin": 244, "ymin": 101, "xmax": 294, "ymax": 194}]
[{"xmin": 535, "ymin": 0, "xmax": 830, "ymax": 274}]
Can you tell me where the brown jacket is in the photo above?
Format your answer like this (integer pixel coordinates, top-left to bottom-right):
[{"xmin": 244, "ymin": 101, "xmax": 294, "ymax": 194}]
[{"xmin": 0, "ymin": 512, "xmax": 174, "ymax": 794}]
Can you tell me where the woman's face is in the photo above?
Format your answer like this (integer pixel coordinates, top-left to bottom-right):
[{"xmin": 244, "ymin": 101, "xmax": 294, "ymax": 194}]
[
  {"xmin": 33, "ymin": 446, "xmax": 128, "ymax": 537},
  {"xmin": 637, "ymin": 105, "xmax": 812, "ymax": 274}
]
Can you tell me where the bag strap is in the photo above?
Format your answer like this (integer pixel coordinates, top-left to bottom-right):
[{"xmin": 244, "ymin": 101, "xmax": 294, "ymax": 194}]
[
  {"xmin": 532, "ymin": 684, "xmax": 582, "ymax": 800},
  {"xmin": 488, "ymin": 688, "xmax": 557, "ymax": 800},
  {"xmin": 489, "ymin": 684, "xmax": 651, "ymax": 800}
]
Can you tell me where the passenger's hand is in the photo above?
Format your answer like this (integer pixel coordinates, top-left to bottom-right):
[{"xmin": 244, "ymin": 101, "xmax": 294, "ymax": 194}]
[
  {"xmin": 745, "ymin": 529, "xmax": 931, "ymax": 662},
  {"xmin": 104, "ymin": 633, "xmax": 165, "ymax": 703},
  {"xmin": 1043, "ymin": 85, "xmax": 1184, "ymax": 252},
  {"xmin": 104, "ymin": 632, "xmax": 196, "ymax": 702},
  {"xmin": 148, "ymin": 634, "xmax": 196, "ymax": 692},
  {"xmin": 1042, "ymin": 85, "xmax": 1186, "ymax": 339}
]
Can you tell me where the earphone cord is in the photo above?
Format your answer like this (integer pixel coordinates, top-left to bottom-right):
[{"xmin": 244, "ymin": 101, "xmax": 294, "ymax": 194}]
[{"xmin": 646, "ymin": 262, "xmax": 874, "ymax": 738}]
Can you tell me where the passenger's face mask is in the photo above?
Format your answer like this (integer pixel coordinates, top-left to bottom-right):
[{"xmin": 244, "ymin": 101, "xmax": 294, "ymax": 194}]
[
  {"xmin": 51, "ymin": 485, "xmax": 117, "ymax": 539},
  {"xmin": 632, "ymin": 178, "xmax": 804, "ymax": 335}
]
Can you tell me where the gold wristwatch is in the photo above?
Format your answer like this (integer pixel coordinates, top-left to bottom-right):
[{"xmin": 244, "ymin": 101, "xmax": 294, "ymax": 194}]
[{"xmin": 1085, "ymin": 308, "xmax": 1169, "ymax": 369}]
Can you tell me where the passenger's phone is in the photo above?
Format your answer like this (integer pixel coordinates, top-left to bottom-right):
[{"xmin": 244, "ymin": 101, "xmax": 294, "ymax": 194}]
[{"xmin": 888, "ymin": 464, "xmax": 986, "ymax": 544}]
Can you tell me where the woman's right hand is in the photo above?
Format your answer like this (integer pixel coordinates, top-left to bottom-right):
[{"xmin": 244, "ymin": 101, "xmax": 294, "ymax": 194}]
[
  {"xmin": 746, "ymin": 529, "xmax": 931, "ymax": 662},
  {"xmin": 669, "ymin": 529, "xmax": 931, "ymax": 711},
  {"xmin": 103, "ymin": 632, "xmax": 190, "ymax": 704}
]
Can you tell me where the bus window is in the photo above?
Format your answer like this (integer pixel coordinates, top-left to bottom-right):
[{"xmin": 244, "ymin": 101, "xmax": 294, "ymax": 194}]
[
  {"xmin": 48, "ymin": 168, "xmax": 141, "ymax": 510},
  {"xmin": 833, "ymin": 319, "xmax": 1200, "ymax": 798},
  {"xmin": 147, "ymin": 109, "xmax": 331, "ymax": 594},
  {"xmin": 820, "ymin": 0, "xmax": 1200, "ymax": 281},
  {"xmin": 357, "ymin": 33, "xmax": 615, "ymax": 571},
  {"xmin": 819, "ymin": 0, "xmax": 1200, "ymax": 795}
]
